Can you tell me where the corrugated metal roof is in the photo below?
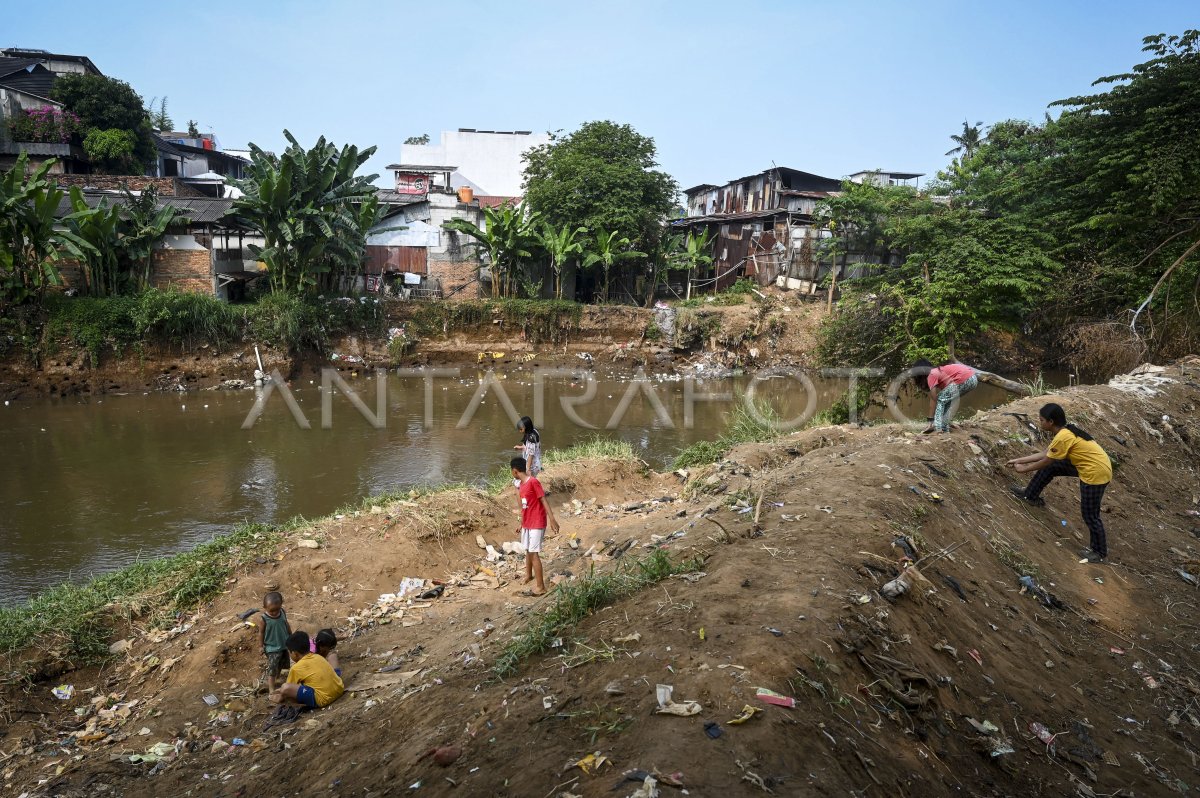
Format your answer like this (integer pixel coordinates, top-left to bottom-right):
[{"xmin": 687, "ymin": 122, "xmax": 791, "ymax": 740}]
[
  {"xmin": 52, "ymin": 192, "xmax": 238, "ymax": 225},
  {"xmin": 0, "ymin": 141, "xmax": 72, "ymax": 156}
]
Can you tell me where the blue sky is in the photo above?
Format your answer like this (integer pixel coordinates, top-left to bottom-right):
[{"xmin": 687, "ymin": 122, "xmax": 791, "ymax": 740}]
[{"xmin": 9, "ymin": 1, "xmax": 1196, "ymax": 191}]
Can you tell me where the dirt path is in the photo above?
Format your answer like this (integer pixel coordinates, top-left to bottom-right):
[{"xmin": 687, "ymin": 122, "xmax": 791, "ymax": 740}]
[{"xmin": 4, "ymin": 359, "xmax": 1199, "ymax": 797}]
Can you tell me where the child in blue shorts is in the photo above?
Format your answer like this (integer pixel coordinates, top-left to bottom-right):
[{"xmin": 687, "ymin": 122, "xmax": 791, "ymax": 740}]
[{"xmin": 270, "ymin": 631, "xmax": 344, "ymax": 709}]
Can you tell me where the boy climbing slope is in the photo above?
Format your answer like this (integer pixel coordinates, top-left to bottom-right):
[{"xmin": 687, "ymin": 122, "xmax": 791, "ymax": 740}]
[{"xmin": 511, "ymin": 456, "xmax": 559, "ymax": 596}]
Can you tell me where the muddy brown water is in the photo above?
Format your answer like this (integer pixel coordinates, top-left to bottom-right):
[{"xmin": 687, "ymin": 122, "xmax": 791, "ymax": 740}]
[{"xmin": 0, "ymin": 368, "xmax": 1061, "ymax": 605}]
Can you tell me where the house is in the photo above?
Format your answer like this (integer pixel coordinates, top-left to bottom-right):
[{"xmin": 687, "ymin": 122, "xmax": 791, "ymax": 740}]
[
  {"xmin": 154, "ymin": 131, "xmax": 249, "ymax": 195},
  {"xmin": 848, "ymin": 169, "xmax": 923, "ymax": 188},
  {"xmin": 400, "ymin": 128, "xmax": 549, "ymax": 200},
  {"xmin": 51, "ymin": 192, "xmax": 262, "ymax": 300},
  {"xmin": 673, "ymin": 167, "xmax": 845, "ymax": 292},
  {"xmin": 367, "ymin": 164, "xmax": 489, "ymax": 299},
  {"xmin": 0, "ymin": 48, "xmax": 101, "ymax": 172}
]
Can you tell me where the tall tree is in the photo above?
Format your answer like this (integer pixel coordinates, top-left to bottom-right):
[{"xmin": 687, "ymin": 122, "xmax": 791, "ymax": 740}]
[
  {"xmin": 945, "ymin": 120, "xmax": 985, "ymax": 159},
  {"xmin": 523, "ymin": 121, "xmax": 678, "ymax": 256},
  {"xmin": 51, "ymin": 74, "xmax": 156, "ymax": 173},
  {"xmin": 146, "ymin": 96, "xmax": 173, "ymax": 132},
  {"xmin": 230, "ymin": 131, "xmax": 381, "ymax": 295}
]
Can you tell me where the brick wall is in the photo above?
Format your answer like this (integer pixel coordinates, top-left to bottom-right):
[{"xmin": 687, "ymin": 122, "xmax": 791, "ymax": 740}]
[
  {"xmin": 151, "ymin": 249, "xmax": 212, "ymax": 294},
  {"xmin": 428, "ymin": 257, "xmax": 480, "ymax": 300},
  {"xmin": 50, "ymin": 175, "xmax": 205, "ymax": 197}
]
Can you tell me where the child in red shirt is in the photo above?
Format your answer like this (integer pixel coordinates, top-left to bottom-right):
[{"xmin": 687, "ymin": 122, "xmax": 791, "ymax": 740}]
[{"xmin": 511, "ymin": 456, "xmax": 559, "ymax": 596}]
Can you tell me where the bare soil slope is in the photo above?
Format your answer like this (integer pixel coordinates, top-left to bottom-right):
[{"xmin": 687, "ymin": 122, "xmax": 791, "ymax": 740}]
[{"xmin": 4, "ymin": 359, "xmax": 1200, "ymax": 798}]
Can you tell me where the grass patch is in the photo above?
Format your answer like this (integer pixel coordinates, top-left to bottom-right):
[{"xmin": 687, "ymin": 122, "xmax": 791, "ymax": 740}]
[
  {"xmin": 1020, "ymin": 372, "xmax": 1050, "ymax": 397},
  {"xmin": 0, "ymin": 521, "xmax": 293, "ymax": 680},
  {"xmin": 404, "ymin": 299, "xmax": 582, "ymax": 344},
  {"xmin": 492, "ymin": 549, "xmax": 703, "ymax": 679},
  {"xmin": 484, "ymin": 436, "xmax": 638, "ymax": 495},
  {"xmin": 671, "ymin": 399, "xmax": 782, "ymax": 469}
]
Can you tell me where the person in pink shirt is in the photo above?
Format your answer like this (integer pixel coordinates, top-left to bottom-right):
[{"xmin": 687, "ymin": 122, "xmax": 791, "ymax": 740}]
[{"xmin": 913, "ymin": 359, "xmax": 979, "ymax": 433}]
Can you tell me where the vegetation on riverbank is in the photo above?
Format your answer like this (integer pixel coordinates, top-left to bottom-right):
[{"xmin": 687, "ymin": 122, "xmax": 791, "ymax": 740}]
[
  {"xmin": 403, "ymin": 299, "xmax": 583, "ymax": 344},
  {"xmin": 2, "ymin": 289, "xmax": 387, "ymax": 367},
  {"xmin": 0, "ymin": 521, "xmax": 292, "ymax": 681},
  {"xmin": 671, "ymin": 400, "xmax": 782, "ymax": 469}
]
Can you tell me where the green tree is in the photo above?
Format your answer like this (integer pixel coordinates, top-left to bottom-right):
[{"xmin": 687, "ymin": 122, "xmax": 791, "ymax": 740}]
[
  {"xmin": 583, "ymin": 229, "xmax": 645, "ymax": 303},
  {"xmin": 82, "ymin": 128, "xmax": 138, "ymax": 174},
  {"xmin": 187, "ymin": 120, "xmax": 200, "ymax": 137},
  {"xmin": 443, "ymin": 203, "xmax": 540, "ymax": 298},
  {"xmin": 523, "ymin": 121, "xmax": 678, "ymax": 255},
  {"xmin": 667, "ymin": 229, "xmax": 714, "ymax": 300},
  {"xmin": 119, "ymin": 186, "xmax": 184, "ymax": 292},
  {"xmin": 146, "ymin": 96, "xmax": 173, "ymax": 132},
  {"xmin": 51, "ymin": 74, "xmax": 156, "ymax": 173},
  {"xmin": 403, "ymin": 133, "xmax": 430, "ymax": 145},
  {"xmin": 1045, "ymin": 30, "xmax": 1200, "ymax": 336},
  {"xmin": 535, "ymin": 222, "xmax": 587, "ymax": 299},
  {"xmin": 231, "ymin": 131, "xmax": 381, "ymax": 295},
  {"xmin": 0, "ymin": 155, "xmax": 96, "ymax": 305}
]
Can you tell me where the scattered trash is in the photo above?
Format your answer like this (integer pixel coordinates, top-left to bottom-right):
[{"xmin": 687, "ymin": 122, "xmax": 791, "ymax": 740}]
[
  {"xmin": 613, "ymin": 632, "xmax": 642, "ymax": 644},
  {"xmin": 605, "ymin": 680, "xmax": 626, "ymax": 696},
  {"xmin": 231, "ymin": 738, "xmax": 246, "ymax": 746},
  {"xmin": 1143, "ymin": 675, "xmax": 1160, "ymax": 689},
  {"xmin": 1178, "ymin": 570, "xmax": 1199, "ymax": 587},
  {"xmin": 202, "ymin": 693, "xmax": 219, "ymax": 707},
  {"xmin": 927, "ymin": 492, "xmax": 943, "ymax": 503},
  {"xmin": 990, "ymin": 740, "xmax": 1016, "ymax": 757},
  {"xmin": 543, "ymin": 695, "xmax": 556, "ymax": 710},
  {"xmin": 765, "ymin": 627, "xmax": 784, "ymax": 637},
  {"xmin": 108, "ymin": 638, "xmax": 132, "ymax": 654},
  {"xmin": 882, "ymin": 570, "xmax": 913, "ymax": 600},
  {"xmin": 397, "ymin": 577, "xmax": 425, "ymax": 598},
  {"xmin": 704, "ymin": 721, "xmax": 723, "ymax": 739},
  {"xmin": 627, "ymin": 775, "xmax": 659, "ymax": 798},
  {"xmin": 655, "ymin": 684, "xmax": 701, "ymax": 716},
  {"xmin": 933, "ymin": 640, "xmax": 958, "ymax": 658},
  {"xmin": 129, "ymin": 741, "xmax": 178, "ymax": 764},
  {"xmin": 1109, "ymin": 646, "xmax": 1126, "ymax": 655},
  {"xmin": 418, "ymin": 585, "xmax": 445, "ymax": 600},
  {"xmin": 573, "ymin": 751, "xmax": 611, "ymax": 775},
  {"xmin": 728, "ymin": 705, "xmax": 762, "ymax": 725},
  {"xmin": 1018, "ymin": 575, "xmax": 1066, "ymax": 609},
  {"xmin": 966, "ymin": 718, "xmax": 1000, "ymax": 735},
  {"xmin": 52, "ymin": 685, "xmax": 75, "ymax": 700},
  {"xmin": 297, "ymin": 538, "xmax": 320, "ymax": 549},
  {"xmin": 856, "ymin": 594, "xmax": 872, "ymax": 604},
  {"xmin": 892, "ymin": 536, "xmax": 918, "ymax": 560},
  {"xmin": 1029, "ymin": 721, "xmax": 1058, "ymax": 753},
  {"xmin": 755, "ymin": 687, "xmax": 796, "ymax": 709},
  {"xmin": 967, "ymin": 649, "xmax": 984, "ymax": 667}
]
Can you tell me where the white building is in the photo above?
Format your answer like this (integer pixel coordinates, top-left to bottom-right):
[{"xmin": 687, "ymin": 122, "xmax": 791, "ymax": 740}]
[
  {"xmin": 848, "ymin": 170, "xmax": 923, "ymax": 189},
  {"xmin": 400, "ymin": 129, "xmax": 550, "ymax": 198}
]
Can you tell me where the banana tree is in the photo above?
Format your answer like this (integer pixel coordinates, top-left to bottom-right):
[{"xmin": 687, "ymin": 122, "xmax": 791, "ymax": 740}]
[
  {"xmin": 443, "ymin": 203, "xmax": 539, "ymax": 298},
  {"xmin": 0, "ymin": 154, "xmax": 96, "ymax": 305},
  {"xmin": 119, "ymin": 185, "xmax": 184, "ymax": 293},
  {"xmin": 231, "ymin": 130, "xmax": 380, "ymax": 295},
  {"xmin": 536, "ymin": 222, "xmax": 587, "ymax": 299},
  {"xmin": 583, "ymin": 229, "xmax": 646, "ymax": 303},
  {"xmin": 669, "ymin": 229, "xmax": 714, "ymax": 300},
  {"xmin": 64, "ymin": 193, "xmax": 122, "ymax": 297}
]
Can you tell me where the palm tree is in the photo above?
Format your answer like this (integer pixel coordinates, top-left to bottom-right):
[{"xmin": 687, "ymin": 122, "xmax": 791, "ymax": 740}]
[
  {"xmin": 443, "ymin": 203, "xmax": 539, "ymax": 298},
  {"xmin": 583, "ymin": 229, "xmax": 646, "ymax": 303},
  {"xmin": 945, "ymin": 120, "xmax": 985, "ymax": 159},
  {"xmin": 536, "ymin": 222, "xmax": 588, "ymax": 299}
]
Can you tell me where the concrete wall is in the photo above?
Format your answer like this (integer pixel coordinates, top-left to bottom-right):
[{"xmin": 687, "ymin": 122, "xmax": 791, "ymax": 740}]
[{"xmin": 402, "ymin": 130, "xmax": 550, "ymax": 196}]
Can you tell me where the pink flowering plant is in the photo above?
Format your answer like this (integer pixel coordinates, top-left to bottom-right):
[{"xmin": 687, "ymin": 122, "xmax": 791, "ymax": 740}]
[{"xmin": 7, "ymin": 107, "xmax": 83, "ymax": 144}]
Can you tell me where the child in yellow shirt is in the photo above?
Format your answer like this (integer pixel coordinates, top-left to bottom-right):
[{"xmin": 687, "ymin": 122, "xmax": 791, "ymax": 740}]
[{"xmin": 269, "ymin": 631, "xmax": 344, "ymax": 709}]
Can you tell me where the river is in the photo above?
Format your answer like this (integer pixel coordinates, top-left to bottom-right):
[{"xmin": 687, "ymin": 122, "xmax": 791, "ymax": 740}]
[{"xmin": 0, "ymin": 367, "xmax": 1053, "ymax": 604}]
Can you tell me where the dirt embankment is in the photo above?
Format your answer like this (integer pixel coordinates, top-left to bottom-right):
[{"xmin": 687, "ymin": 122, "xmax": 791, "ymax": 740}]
[
  {"xmin": 5, "ymin": 359, "xmax": 1199, "ymax": 798},
  {"xmin": 0, "ymin": 297, "xmax": 826, "ymax": 401}
]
